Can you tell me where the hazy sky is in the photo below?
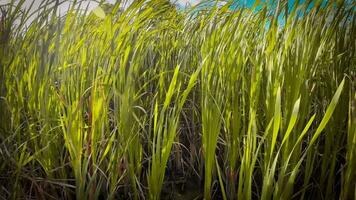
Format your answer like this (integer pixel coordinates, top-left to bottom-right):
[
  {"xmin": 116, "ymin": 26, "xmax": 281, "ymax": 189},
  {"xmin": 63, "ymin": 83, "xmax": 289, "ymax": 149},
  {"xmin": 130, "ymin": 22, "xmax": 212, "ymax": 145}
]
[
  {"xmin": 0, "ymin": 0, "xmax": 221, "ymax": 28},
  {"xmin": 1, "ymin": 0, "xmax": 204, "ymax": 14}
]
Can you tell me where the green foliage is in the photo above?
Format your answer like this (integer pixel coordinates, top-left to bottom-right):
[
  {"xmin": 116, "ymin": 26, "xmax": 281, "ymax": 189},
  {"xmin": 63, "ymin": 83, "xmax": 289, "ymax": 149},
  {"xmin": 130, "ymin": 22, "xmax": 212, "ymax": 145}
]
[{"xmin": 0, "ymin": 0, "xmax": 355, "ymax": 199}]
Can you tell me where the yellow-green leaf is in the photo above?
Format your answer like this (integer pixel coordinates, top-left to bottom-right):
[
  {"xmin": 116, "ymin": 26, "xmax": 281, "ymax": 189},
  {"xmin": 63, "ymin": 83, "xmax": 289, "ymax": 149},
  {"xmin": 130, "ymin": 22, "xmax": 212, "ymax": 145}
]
[{"xmin": 92, "ymin": 6, "xmax": 106, "ymax": 19}]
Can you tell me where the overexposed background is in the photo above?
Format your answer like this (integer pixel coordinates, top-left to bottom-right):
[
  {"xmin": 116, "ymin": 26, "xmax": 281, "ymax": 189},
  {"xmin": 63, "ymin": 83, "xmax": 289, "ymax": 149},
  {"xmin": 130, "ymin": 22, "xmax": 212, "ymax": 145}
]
[{"xmin": 1, "ymin": 0, "xmax": 204, "ymax": 14}]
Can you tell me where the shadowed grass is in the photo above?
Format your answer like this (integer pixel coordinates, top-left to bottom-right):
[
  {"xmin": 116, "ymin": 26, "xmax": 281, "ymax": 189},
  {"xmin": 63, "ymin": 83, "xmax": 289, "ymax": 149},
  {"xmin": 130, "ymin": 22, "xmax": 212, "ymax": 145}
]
[{"xmin": 0, "ymin": 0, "xmax": 355, "ymax": 199}]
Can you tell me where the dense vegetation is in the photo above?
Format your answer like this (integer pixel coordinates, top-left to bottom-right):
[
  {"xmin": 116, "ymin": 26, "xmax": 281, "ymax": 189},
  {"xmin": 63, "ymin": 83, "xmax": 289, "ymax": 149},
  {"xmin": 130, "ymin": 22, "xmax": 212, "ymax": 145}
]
[{"xmin": 0, "ymin": 0, "xmax": 355, "ymax": 199}]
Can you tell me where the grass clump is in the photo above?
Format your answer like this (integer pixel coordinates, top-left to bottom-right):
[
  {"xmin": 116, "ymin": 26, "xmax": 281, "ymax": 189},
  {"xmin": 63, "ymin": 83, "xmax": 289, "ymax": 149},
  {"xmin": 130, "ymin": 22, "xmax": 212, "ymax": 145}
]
[{"xmin": 0, "ymin": 0, "xmax": 355, "ymax": 199}]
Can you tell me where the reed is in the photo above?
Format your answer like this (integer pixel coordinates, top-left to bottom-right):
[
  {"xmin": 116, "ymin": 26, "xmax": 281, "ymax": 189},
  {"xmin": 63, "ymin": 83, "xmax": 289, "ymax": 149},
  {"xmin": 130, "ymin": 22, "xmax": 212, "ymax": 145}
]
[{"xmin": 0, "ymin": 0, "xmax": 355, "ymax": 199}]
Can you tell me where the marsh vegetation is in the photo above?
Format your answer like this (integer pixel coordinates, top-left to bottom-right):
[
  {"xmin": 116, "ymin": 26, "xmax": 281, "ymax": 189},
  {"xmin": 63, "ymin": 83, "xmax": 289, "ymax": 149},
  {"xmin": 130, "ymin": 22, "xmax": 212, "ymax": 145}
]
[{"xmin": 0, "ymin": 0, "xmax": 355, "ymax": 199}]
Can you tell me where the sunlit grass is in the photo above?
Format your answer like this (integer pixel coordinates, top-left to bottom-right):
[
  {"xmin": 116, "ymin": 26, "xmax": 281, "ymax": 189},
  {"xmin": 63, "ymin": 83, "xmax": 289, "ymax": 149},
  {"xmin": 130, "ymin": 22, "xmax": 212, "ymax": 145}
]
[{"xmin": 0, "ymin": 0, "xmax": 355, "ymax": 199}]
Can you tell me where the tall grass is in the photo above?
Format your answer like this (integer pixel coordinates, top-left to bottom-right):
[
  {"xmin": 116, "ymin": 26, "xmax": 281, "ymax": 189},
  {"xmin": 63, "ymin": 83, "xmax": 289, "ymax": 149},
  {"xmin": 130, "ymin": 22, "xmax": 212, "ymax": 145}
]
[{"xmin": 0, "ymin": 0, "xmax": 355, "ymax": 199}]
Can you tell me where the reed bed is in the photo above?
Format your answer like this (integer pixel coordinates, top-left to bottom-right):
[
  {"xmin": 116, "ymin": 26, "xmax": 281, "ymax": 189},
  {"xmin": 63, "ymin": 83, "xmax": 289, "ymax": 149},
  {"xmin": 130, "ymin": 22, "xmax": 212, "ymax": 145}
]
[{"xmin": 0, "ymin": 0, "xmax": 355, "ymax": 199}]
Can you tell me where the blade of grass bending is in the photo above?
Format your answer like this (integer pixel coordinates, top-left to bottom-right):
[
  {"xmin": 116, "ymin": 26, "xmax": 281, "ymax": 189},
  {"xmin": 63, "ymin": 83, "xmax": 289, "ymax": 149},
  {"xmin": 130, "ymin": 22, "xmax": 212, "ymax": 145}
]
[{"xmin": 309, "ymin": 78, "xmax": 345, "ymax": 147}]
